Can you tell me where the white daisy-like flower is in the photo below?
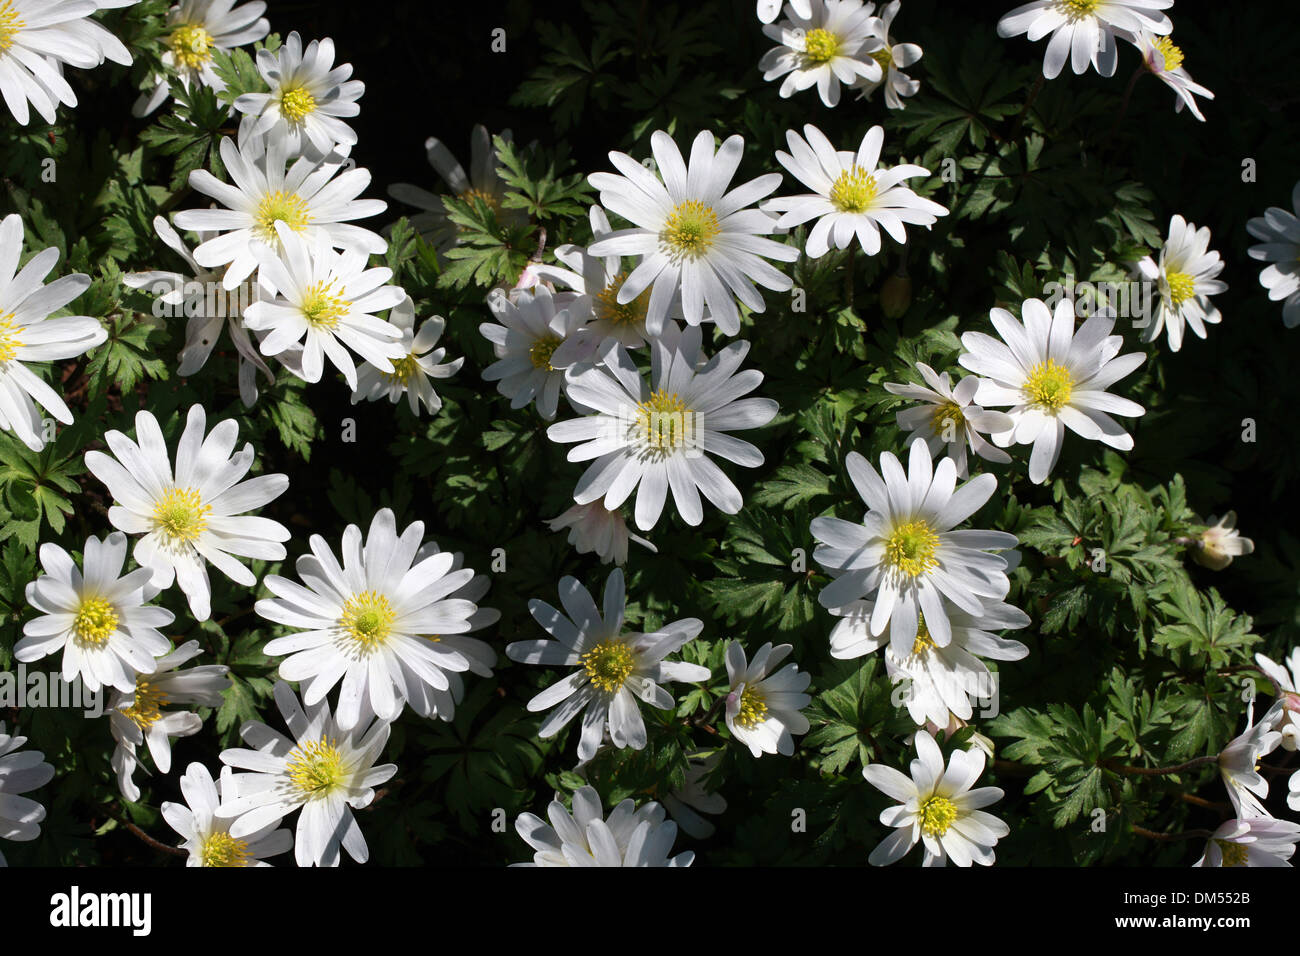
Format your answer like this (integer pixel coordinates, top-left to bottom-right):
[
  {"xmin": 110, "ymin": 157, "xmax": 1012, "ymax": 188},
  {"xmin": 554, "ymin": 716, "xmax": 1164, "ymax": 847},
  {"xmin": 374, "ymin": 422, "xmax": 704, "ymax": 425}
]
[
  {"xmin": 863, "ymin": 730, "xmax": 1008, "ymax": 866},
  {"xmin": 852, "ymin": 1, "xmax": 923, "ymax": 109},
  {"xmin": 1218, "ymin": 699, "xmax": 1283, "ymax": 819},
  {"xmin": 724, "ymin": 641, "xmax": 811, "ymax": 757},
  {"xmin": 1194, "ymin": 816, "xmax": 1300, "ymax": 868},
  {"xmin": 60, "ymin": 0, "xmax": 133, "ymax": 72},
  {"xmin": 1246, "ymin": 182, "xmax": 1300, "ymax": 329},
  {"xmin": 1126, "ymin": 29, "xmax": 1213, "ymax": 120},
  {"xmin": 957, "ymin": 297, "xmax": 1146, "ymax": 484},
  {"xmin": 996, "ymin": 0, "xmax": 1172, "ymax": 80},
  {"xmin": 587, "ymin": 129, "xmax": 798, "ymax": 336},
  {"xmin": 0, "ymin": 0, "xmax": 107, "ymax": 125},
  {"xmin": 513, "ymin": 785, "xmax": 695, "ymax": 867},
  {"xmin": 549, "ymin": 325, "xmax": 778, "ymax": 531},
  {"xmin": 547, "ymin": 501, "xmax": 657, "ymax": 566},
  {"xmin": 0, "ymin": 213, "xmax": 105, "ymax": 451},
  {"xmin": 217, "ymin": 681, "xmax": 397, "ymax": 868},
  {"xmin": 123, "ymin": 216, "xmax": 274, "ymax": 409},
  {"xmin": 765, "ymin": 125, "xmax": 946, "ymax": 258},
  {"xmin": 257, "ymin": 508, "xmax": 492, "ymax": 731},
  {"xmin": 172, "ymin": 136, "xmax": 387, "ymax": 290},
  {"xmin": 883, "ymin": 363, "xmax": 1013, "ymax": 479},
  {"xmin": 505, "ymin": 568, "xmax": 709, "ymax": 762},
  {"xmin": 757, "ymin": 0, "xmax": 811, "ymax": 24},
  {"xmin": 758, "ymin": 0, "xmax": 885, "ymax": 108},
  {"xmin": 1192, "ymin": 511, "xmax": 1254, "ymax": 571},
  {"xmin": 84, "ymin": 404, "xmax": 291, "ymax": 621},
  {"xmin": 813, "ymin": 438, "xmax": 1017, "ymax": 656},
  {"xmin": 1134, "ymin": 215, "xmax": 1226, "ymax": 351},
  {"xmin": 243, "ymin": 225, "xmax": 405, "ymax": 390},
  {"xmin": 108, "ymin": 640, "xmax": 231, "ymax": 802},
  {"xmin": 350, "ymin": 296, "xmax": 461, "ymax": 415},
  {"xmin": 1255, "ymin": 649, "xmax": 1300, "ymax": 751},
  {"xmin": 662, "ymin": 750, "xmax": 727, "ymax": 839},
  {"xmin": 162, "ymin": 763, "xmax": 292, "ymax": 867},
  {"xmin": 132, "ymin": 0, "xmax": 269, "ymax": 117},
  {"xmin": 480, "ymin": 285, "xmax": 590, "ymax": 420},
  {"xmin": 16, "ymin": 532, "xmax": 172, "ymax": 694},
  {"xmin": 234, "ymin": 32, "xmax": 364, "ymax": 159},
  {"xmin": 0, "ymin": 721, "xmax": 54, "ymax": 867}
]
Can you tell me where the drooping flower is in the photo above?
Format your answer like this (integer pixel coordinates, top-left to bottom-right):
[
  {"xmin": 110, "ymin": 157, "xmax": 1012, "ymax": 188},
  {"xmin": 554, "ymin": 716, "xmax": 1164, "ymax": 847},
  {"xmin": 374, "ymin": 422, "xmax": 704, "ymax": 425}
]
[
  {"xmin": 996, "ymin": 0, "xmax": 1172, "ymax": 80},
  {"xmin": 1193, "ymin": 817, "xmax": 1300, "ymax": 868},
  {"xmin": 513, "ymin": 785, "xmax": 695, "ymax": 867},
  {"xmin": 1192, "ymin": 512, "xmax": 1254, "ymax": 571},
  {"xmin": 1134, "ymin": 215, "xmax": 1226, "ymax": 351},
  {"xmin": 0, "ymin": 721, "xmax": 54, "ymax": 866},
  {"xmin": 162, "ymin": 762, "xmax": 293, "ymax": 867},
  {"xmin": 350, "ymin": 296, "xmax": 462, "ymax": 415},
  {"xmin": 757, "ymin": 0, "xmax": 885, "ymax": 108},
  {"xmin": 1218, "ymin": 699, "xmax": 1284, "ymax": 818},
  {"xmin": 883, "ymin": 362, "xmax": 1013, "ymax": 479},
  {"xmin": 852, "ymin": 0, "xmax": 923, "ymax": 109},
  {"xmin": 723, "ymin": 641, "xmax": 811, "ymax": 757},
  {"xmin": 1126, "ymin": 28, "xmax": 1213, "ymax": 120},
  {"xmin": 1246, "ymin": 181, "xmax": 1300, "ymax": 329}
]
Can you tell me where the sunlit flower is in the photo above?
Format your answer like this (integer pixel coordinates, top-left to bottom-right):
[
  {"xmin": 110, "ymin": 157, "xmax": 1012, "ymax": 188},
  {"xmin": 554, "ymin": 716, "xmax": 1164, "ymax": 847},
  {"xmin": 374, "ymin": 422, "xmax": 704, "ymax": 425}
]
[
  {"xmin": 350, "ymin": 296, "xmax": 461, "ymax": 415},
  {"xmin": 1246, "ymin": 181, "xmax": 1300, "ymax": 329},
  {"xmin": 997, "ymin": 0, "xmax": 1172, "ymax": 80},
  {"xmin": 513, "ymin": 785, "xmax": 695, "ymax": 867},
  {"xmin": 1126, "ymin": 28, "xmax": 1213, "ymax": 120},
  {"xmin": 758, "ymin": 0, "xmax": 885, "ymax": 108},
  {"xmin": 724, "ymin": 641, "xmax": 811, "ymax": 757},
  {"xmin": 0, "ymin": 0, "xmax": 113, "ymax": 125},
  {"xmin": 0, "ymin": 721, "xmax": 54, "ymax": 866},
  {"xmin": 1194, "ymin": 816, "xmax": 1300, "ymax": 868},
  {"xmin": 852, "ymin": 1, "xmax": 923, "ymax": 109},
  {"xmin": 480, "ymin": 285, "xmax": 589, "ymax": 420},
  {"xmin": 1134, "ymin": 215, "xmax": 1226, "ymax": 351},
  {"xmin": 1192, "ymin": 512, "xmax": 1254, "ymax": 571},
  {"xmin": 162, "ymin": 763, "xmax": 293, "ymax": 866},
  {"xmin": 884, "ymin": 362, "xmax": 1013, "ymax": 479},
  {"xmin": 757, "ymin": 0, "xmax": 811, "ymax": 24},
  {"xmin": 1218, "ymin": 699, "xmax": 1283, "ymax": 818}
]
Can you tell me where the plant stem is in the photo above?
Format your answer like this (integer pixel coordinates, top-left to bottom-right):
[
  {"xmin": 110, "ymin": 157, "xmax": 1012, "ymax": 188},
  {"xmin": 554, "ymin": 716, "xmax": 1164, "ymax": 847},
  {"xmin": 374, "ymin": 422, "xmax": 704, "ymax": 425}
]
[
  {"xmin": 1107, "ymin": 754, "xmax": 1218, "ymax": 776},
  {"xmin": 1132, "ymin": 824, "xmax": 1215, "ymax": 842}
]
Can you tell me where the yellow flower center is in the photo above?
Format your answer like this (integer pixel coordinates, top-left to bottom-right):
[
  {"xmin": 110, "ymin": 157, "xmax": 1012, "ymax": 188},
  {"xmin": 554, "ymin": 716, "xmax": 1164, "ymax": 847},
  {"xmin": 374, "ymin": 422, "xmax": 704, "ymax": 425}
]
[
  {"xmin": 929, "ymin": 400, "xmax": 965, "ymax": 438},
  {"xmin": 339, "ymin": 590, "xmax": 396, "ymax": 651},
  {"xmin": 735, "ymin": 685, "xmax": 769, "ymax": 729},
  {"xmin": 254, "ymin": 190, "xmax": 311, "ymax": 243},
  {"xmin": 73, "ymin": 597, "xmax": 119, "ymax": 648},
  {"xmin": 1024, "ymin": 359, "xmax": 1074, "ymax": 412},
  {"xmin": 383, "ymin": 354, "xmax": 420, "ymax": 385},
  {"xmin": 637, "ymin": 389, "xmax": 694, "ymax": 451},
  {"xmin": 579, "ymin": 640, "xmax": 635, "ymax": 693},
  {"xmin": 200, "ymin": 831, "xmax": 251, "ymax": 867},
  {"xmin": 910, "ymin": 615, "xmax": 935, "ymax": 657},
  {"xmin": 870, "ymin": 46, "xmax": 894, "ymax": 72},
  {"xmin": 169, "ymin": 23, "xmax": 213, "ymax": 70},
  {"xmin": 279, "ymin": 86, "xmax": 317, "ymax": 123},
  {"xmin": 528, "ymin": 334, "xmax": 562, "ymax": 370},
  {"xmin": 1215, "ymin": 839, "xmax": 1248, "ymax": 867},
  {"xmin": 122, "ymin": 679, "xmax": 170, "ymax": 729},
  {"xmin": 803, "ymin": 27, "xmax": 840, "ymax": 63},
  {"xmin": 1149, "ymin": 36, "xmax": 1184, "ymax": 72},
  {"xmin": 661, "ymin": 199, "xmax": 720, "ymax": 259},
  {"xmin": 461, "ymin": 188, "xmax": 502, "ymax": 216},
  {"xmin": 286, "ymin": 737, "xmax": 347, "ymax": 797},
  {"xmin": 884, "ymin": 519, "xmax": 940, "ymax": 578},
  {"xmin": 0, "ymin": 1, "xmax": 23, "ymax": 55},
  {"xmin": 1165, "ymin": 270, "xmax": 1196, "ymax": 308},
  {"xmin": 152, "ymin": 487, "xmax": 211, "ymax": 543},
  {"xmin": 919, "ymin": 795, "xmax": 958, "ymax": 836},
  {"xmin": 300, "ymin": 280, "xmax": 349, "ymax": 330},
  {"xmin": 829, "ymin": 166, "xmax": 879, "ymax": 214},
  {"xmin": 1056, "ymin": 0, "xmax": 1101, "ymax": 18},
  {"xmin": 0, "ymin": 313, "xmax": 23, "ymax": 362},
  {"xmin": 595, "ymin": 271, "xmax": 650, "ymax": 328}
]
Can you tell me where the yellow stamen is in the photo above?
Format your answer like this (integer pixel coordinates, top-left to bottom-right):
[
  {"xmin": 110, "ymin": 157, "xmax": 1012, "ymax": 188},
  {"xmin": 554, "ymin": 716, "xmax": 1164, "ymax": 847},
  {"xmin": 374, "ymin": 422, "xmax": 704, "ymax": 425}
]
[
  {"xmin": 929, "ymin": 401, "xmax": 965, "ymax": 438},
  {"xmin": 528, "ymin": 334, "xmax": 562, "ymax": 370},
  {"xmin": 152, "ymin": 487, "xmax": 210, "ymax": 543},
  {"xmin": 870, "ymin": 46, "xmax": 894, "ymax": 72},
  {"xmin": 803, "ymin": 27, "xmax": 840, "ymax": 63},
  {"xmin": 1024, "ymin": 359, "xmax": 1074, "ymax": 412},
  {"xmin": 1215, "ymin": 839, "xmax": 1248, "ymax": 867},
  {"xmin": 735, "ymin": 685, "xmax": 768, "ymax": 729},
  {"xmin": 579, "ymin": 640, "xmax": 635, "ymax": 693},
  {"xmin": 1056, "ymin": 0, "xmax": 1101, "ymax": 18},
  {"xmin": 884, "ymin": 519, "xmax": 940, "ymax": 578},
  {"xmin": 383, "ymin": 354, "xmax": 419, "ymax": 385},
  {"xmin": 1165, "ymin": 270, "xmax": 1196, "ymax": 308},
  {"xmin": 1149, "ymin": 36, "xmax": 1184, "ymax": 72},
  {"xmin": 910, "ymin": 615, "xmax": 935, "ymax": 657},
  {"xmin": 920, "ymin": 795, "xmax": 958, "ymax": 836},
  {"xmin": 122, "ymin": 679, "xmax": 170, "ymax": 729},
  {"xmin": 73, "ymin": 597, "xmax": 119, "ymax": 648},
  {"xmin": 169, "ymin": 23, "xmax": 213, "ymax": 70},
  {"xmin": 339, "ymin": 590, "xmax": 396, "ymax": 651},
  {"xmin": 279, "ymin": 86, "xmax": 317, "ymax": 122},
  {"xmin": 661, "ymin": 199, "xmax": 720, "ymax": 259},
  {"xmin": 595, "ymin": 271, "xmax": 650, "ymax": 328},
  {"xmin": 636, "ymin": 389, "xmax": 694, "ymax": 451},
  {"xmin": 300, "ymin": 280, "xmax": 349, "ymax": 330},
  {"xmin": 0, "ymin": 313, "xmax": 23, "ymax": 362},
  {"xmin": 829, "ymin": 166, "xmax": 879, "ymax": 214},
  {"xmin": 254, "ymin": 190, "xmax": 311, "ymax": 243},
  {"xmin": 286, "ymin": 737, "xmax": 346, "ymax": 796},
  {"xmin": 200, "ymin": 831, "xmax": 251, "ymax": 867}
]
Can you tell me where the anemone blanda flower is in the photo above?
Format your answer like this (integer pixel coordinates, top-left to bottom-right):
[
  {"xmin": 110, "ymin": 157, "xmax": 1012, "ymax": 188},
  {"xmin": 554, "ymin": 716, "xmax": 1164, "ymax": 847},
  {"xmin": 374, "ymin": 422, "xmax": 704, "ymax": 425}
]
[
  {"xmin": 1218, "ymin": 699, "xmax": 1284, "ymax": 819},
  {"xmin": 350, "ymin": 296, "xmax": 461, "ymax": 415},
  {"xmin": 958, "ymin": 297, "xmax": 1146, "ymax": 484},
  {"xmin": 1255, "ymin": 648, "xmax": 1300, "ymax": 751},
  {"xmin": 1134, "ymin": 215, "xmax": 1226, "ymax": 352},
  {"xmin": 513, "ymin": 785, "xmax": 695, "ymax": 867},
  {"xmin": 547, "ymin": 501, "xmax": 657, "ymax": 567},
  {"xmin": 812, "ymin": 438, "xmax": 1017, "ymax": 656},
  {"xmin": 1194, "ymin": 817, "xmax": 1300, "ymax": 868},
  {"xmin": 133, "ymin": 0, "xmax": 269, "ymax": 117},
  {"xmin": 257, "ymin": 508, "xmax": 492, "ymax": 731},
  {"xmin": 587, "ymin": 129, "xmax": 797, "ymax": 336},
  {"xmin": 172, "ymin": 136, "xmax": 387, "ymax": 290},
  {"xmin": 59, "ymin": 0, "xmax": 133, "ymax": 72},
  {"xmin": 548, "ymin": 324, "xmax": 778, "ymax": 531},
  {"xmin": 1246, "ymin": 182, "xmax": 1300, "ymax": 329},
  {"xmin": 16, "ymin": 532, "xmax": 172, "ymax": 694},
  {"xmin": 757, "ymin": 0, "xmax": 885, "ymax": 108},
  {"xmin": 0, "ymin": 722, "xmax": 54, "ymax": 867},
  {"xmin": 162, "ymin": 762, "xmax": 293, "ymax": 867},
  {"xmin": 764, "ymin": 125, "xmax": 946, "ymax": 258},
  {"xmin": 0, "ymin": 0, "xmax": 109, "ymax": 125},
  {"xmin": 505, "ymin": 568, "xmax": 709, "ymax": 761},
  {"xmin": 863, "ymin": 730, "xmax": 1009, "ymax": 866},
  {"xmin": 217, "ymin": 681, "xmax": 397, "ymax": 868},
  {"xmin": 883, "ymin": 362, "xmax": 1013, "ymax": 479},
  {"xmin": 852, "ymin": 0, "xmax": 923, "ymax": 109},
  {"xmin": 234, "ymin": 31, "xmax": 364, "ymax": 159},
  {"xmin": 0, "ymin": 213, "xmax": 105, "ymax": 451},
  {"xmin": 480, "ymin": 284, "xmax": 590, "ymax": 420},
  {"xmin": 996, "ymin": 0, "xmax": 1172, "ymax": 80},
  {"xmin": 723, "ymin": 641, "xmax": 811, "ymax": 757},
  {"xmin": 84, "ymin": 404, "xmax": 291, "ymax": 621},
  {"xmin": 1126, "ymin": 29, "xmax": 1213, "ymax": 120},
  {"xmin": 1192, "ymin": 512, "xmax": 1254, "ymax": 571}
]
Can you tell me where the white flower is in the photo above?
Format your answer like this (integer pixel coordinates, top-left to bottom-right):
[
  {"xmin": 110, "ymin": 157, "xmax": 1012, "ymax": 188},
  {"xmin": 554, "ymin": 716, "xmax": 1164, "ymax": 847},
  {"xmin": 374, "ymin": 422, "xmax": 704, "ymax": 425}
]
[
  {"xmin": 1218, "ymin": 699, "xmax": 1283, "ymax": 819},
  {"xmin": 234, "ymin": 32, "xmax": 364, "ymax": 159},
  {"xmin": 852, "ymin": 1, "xmax": 923, "ymax": 109},
  {"xmin": 0, "ymin": 721, "xmax": 54, "ymax": 867},
  {"xmin": 480, "ymin": 285, "xmax": 589, "ymax": 420},
  {"xmin": 16, "ymin": 532, "xmax": 172, "ymax": 694},
  {"xmin": 863, "ymin": 730, "xmax": 1009, "ymax": 866},
  {"xmin": 0, "ymin": 0, "xmax": 108, "ymax": 125},
  {"xmin": 765, "ymin": 124, "xmax": 946, "ymax": 258},
  {"xmin": 217, "ymin": 681, "xmax": 397, "ymax": 868},
  {"xmin": 662, "ymin": 750, "xmax": 727, "ymax": 839},
  {"xmin": 883, "ymin": 363, "xmax": 1013, "ymax": 479},
  {"xmin": 1193, "ymin": 512, "xmax": 1254, "ymax": 571},
  {"xmin": 0, "ymin": 213, "xmax": 105, "ymax": 451},
  {"xmin": 547, "ymin": 501, "xmax": 657, "ymax": 566},
  {"xmin": 60, "ymin": 0, "xmax": 133, "ymax": 72},
  {"xmin": 108, "ymin": 640, "xmax": 231, "ymax": 802},
  {"xmin": 724, "ymin": 641, "xmax": 811, "ymax": 757},
  {"xmin": 549, "ymin": 325, "xmax": 778, "ymax": 531},
  {"xmin": 1134, "ymin": 215, "xmax": 1226, "ymax": 351},
  {"xmin": 172, "ymin": 136, "xmax": 387, "ymax": 290},
  {"xmin": 813, "ymin": 439, "xmax": 1017, "ymax": 656},
  {"xmin": 1194, "ymin": 816, "xmax": 1300, "ymax": 868},
  {"xmin": 1246, "ymin": 182, "xmax": 1300, "ymax": 329},
  {"xmin": 996, "ymin": 0, "xmax": 1172, "ymax": 80},
  {"xmin": 350, "ymin": 296, "xmax": 461, "ymax": 415},
  {"xmin": 958, "ymin": 297, "xmax": 1146, "ymax": 484},
  {"xmin": 123, "ymin": 216, "xmax": 274, "ymax": 408},
  {"xmin": 1255, "ymin": 648, "xmax": 1300, "ymax": 751},
  {"xmin": 162, "ymin": 763, "xmax": 292, "ymax": 866},
  {"xmin": 84, "ymin": 404, "xmax": 291, "ymax": 621},
  {"xmin": 757, "ymin": 0, "xmax": 885, "ymax": 108},
  {"xmin": 1126, "ymin": 29, "xmax": 1213, "ymax": 120},
  {"xmin": 258, "ymin": 508, "xmax": 493, "ymax": 731},
  {"xmin": 587, "ymin": 129, "xmax": 797, "ymax": 336},
  {"xmin": 505, "ymin": 568, "xmax": 709, "ymax": 761},
  {"xmin": 513, "ymin": 785, "xmax": 694, "ymax": 867},
  {"xmin": 243, "ymin": 226, "xmax": 405, "ymax": 389},
  {"xmin": 757, "ymin": 0, "xmax": 811, "ymax": 24},
  {"xmin": 133, "ymin": 0, "xmax": 269, "ymax": 117}
]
